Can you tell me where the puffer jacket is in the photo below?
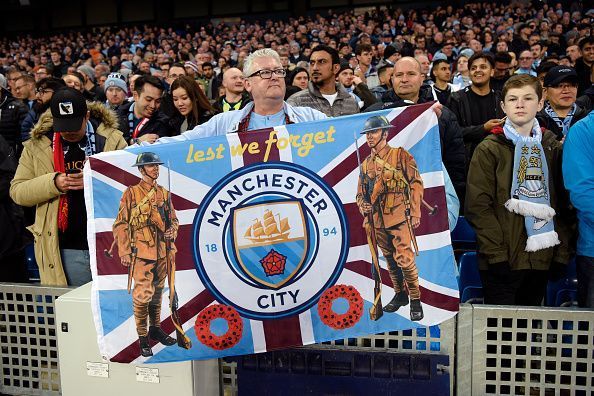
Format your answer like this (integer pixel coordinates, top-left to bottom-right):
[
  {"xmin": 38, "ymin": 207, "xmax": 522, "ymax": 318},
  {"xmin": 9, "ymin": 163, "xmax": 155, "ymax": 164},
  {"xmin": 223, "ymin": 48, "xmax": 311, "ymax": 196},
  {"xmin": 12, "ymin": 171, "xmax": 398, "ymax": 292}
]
[
  {"xmin": 0, "ymin": 93, "xmax": 28, "ymax": 153},
  {"xmin": 465, "ymin": 129, "xmax": 574, "ymax": 271},
  {"xmin": 10, "ymin": 102, "xmax": 127, "ymax": 286}
]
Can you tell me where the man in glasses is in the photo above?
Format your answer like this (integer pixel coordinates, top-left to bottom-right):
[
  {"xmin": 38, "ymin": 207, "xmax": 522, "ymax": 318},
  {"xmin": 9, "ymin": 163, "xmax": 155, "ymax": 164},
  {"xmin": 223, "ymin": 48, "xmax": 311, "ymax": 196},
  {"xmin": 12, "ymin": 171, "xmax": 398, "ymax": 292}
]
[
  {"xmin": 21, "ymin": 77, "xmax": 66, "ymax": 142},
  {"xmin": 150, "ymin": 49, "xmax": 327, "ymax": 143},
  {"xmin": 536, "ymin": 66, "xmax": 588, "ymax": 140}
]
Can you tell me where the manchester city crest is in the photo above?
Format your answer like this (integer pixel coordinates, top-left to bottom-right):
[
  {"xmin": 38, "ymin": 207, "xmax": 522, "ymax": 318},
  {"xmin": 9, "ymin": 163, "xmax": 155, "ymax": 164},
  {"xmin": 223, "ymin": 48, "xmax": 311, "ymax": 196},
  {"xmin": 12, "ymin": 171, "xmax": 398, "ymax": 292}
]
[
  {"xmin": 232, "ymin": 201, "xmax": 308, "ymax": 289},
  {"xmin": 192, "ymin": 162, "xmax": 349, "ymax": 320}
]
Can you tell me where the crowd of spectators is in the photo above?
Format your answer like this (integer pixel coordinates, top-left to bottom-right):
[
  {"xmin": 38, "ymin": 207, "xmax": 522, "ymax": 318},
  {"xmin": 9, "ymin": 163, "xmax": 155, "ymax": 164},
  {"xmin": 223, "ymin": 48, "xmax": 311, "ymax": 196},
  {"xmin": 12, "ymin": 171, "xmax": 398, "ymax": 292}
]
[{"xmin": 0, "ymin": 1, "xmax": 592, "ymax": 309}]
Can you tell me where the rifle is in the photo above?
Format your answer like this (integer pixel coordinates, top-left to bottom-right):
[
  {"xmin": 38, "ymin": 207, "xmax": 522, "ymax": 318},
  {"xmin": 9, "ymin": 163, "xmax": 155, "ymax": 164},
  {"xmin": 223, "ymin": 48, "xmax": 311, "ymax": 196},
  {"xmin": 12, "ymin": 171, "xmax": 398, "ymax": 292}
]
[
  {"xmin": 355, "ymin": 134, "xmax": 383, "ymax": 321},
  {"xmin": 164, "ymin": 161, "xmax": 192, "ymax": 350}
]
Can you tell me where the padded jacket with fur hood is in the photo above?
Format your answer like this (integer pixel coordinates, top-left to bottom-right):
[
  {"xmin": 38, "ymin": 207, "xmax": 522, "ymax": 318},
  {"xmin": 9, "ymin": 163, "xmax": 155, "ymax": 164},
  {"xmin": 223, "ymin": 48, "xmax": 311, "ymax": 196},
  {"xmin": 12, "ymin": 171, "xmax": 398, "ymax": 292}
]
[{"xmin": 10, "ymin": 102, "xmax": 127, "ymax": 286}]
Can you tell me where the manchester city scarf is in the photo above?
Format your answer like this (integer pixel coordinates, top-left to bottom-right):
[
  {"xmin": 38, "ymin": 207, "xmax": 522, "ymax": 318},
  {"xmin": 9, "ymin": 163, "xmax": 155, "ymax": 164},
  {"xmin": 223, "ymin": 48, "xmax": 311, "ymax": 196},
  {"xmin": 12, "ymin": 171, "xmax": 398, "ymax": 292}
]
[{"xmin": 503, "ymin": 119, "xmax": 560, "ymax": 252}]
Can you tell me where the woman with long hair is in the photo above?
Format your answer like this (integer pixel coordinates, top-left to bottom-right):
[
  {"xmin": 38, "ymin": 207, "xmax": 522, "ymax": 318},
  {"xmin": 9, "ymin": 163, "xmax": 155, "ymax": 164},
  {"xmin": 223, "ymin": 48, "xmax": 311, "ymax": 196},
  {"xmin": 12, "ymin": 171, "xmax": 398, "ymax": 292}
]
[{"xmin": 169, "ymin": 75, "xmax": 215, "ymax": 134}]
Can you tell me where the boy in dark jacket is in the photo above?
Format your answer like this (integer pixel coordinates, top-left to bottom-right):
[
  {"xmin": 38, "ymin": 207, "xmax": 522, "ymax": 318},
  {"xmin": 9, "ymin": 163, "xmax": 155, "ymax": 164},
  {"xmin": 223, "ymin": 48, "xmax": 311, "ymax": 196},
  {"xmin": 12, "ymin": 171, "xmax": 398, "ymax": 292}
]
[{"xmin": 466, "ymin": 75, "xmax": 574, "ymax": 305}]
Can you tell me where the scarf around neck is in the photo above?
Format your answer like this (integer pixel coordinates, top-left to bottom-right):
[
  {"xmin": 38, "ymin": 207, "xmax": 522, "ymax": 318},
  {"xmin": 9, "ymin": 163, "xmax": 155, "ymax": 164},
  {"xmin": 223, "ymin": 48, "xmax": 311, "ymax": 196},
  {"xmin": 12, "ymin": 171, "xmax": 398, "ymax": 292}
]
[
  {"xmin": 502, "ymin": 119, "xmax": 560, "ymax": 252},
  {"xmin": 544, "ymin": 101, "xmax": 576, "ymax": 136},
  {"xmin": 53, "ymin": 120, "xmax": 97, "ymax": 232}
]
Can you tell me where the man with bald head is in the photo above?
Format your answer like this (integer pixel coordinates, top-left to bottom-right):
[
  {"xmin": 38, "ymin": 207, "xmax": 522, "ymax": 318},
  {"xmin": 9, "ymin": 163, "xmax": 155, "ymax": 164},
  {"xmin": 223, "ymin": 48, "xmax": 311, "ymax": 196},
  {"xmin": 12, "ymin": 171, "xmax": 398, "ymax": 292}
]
[
  {"xmin": 214, "ymin": 67, "xmax": 251, "ymax": 113},
  {"xmin": 366, "ymin": 57, "xmax": 466, "ymax": 205}
]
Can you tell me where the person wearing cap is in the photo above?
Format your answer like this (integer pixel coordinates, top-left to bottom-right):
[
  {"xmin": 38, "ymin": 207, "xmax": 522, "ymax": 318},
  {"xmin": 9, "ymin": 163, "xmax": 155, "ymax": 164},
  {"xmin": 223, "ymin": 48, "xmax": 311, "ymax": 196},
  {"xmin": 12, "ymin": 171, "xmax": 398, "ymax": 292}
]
[
  {"xmin": 0, "ymin": 73, "xmax": 28, "ymax": 156},
  {"xmin": 116, "ymin": 75, "xmax": 171, "ymax": 144},
  {"xmin": 21, "ymin": 77, "xmax": 66, "ymax": 142},
  {"xmin": 369, "ymin": 63, "xmax": 393, "ymax": 103},
  {"xmin": 112, "ymin": 152, "xmax": 191, "ymax": 357},
  {"xmin": 365, "ymin": 57, "xmax": 466, "ymax": 206},
  {"xmin": 147, "ymin": 49, "xmax": 326, "ymax": 143},
  {"xmin": 335, "ymin": 63, "xmax": 362, "ymax": 104},
  {"xmin": 563, "ymin": 109, "xmax": 594, "ymax": 308},
  {"xmin": 287, "ymin": 45, "xmax": 359, "ymax": 117},
  {"xmin": 355, "ymin": 115, "xmax": 424, "ymax": 321},
  {"xmin": 10, "ymin": 87, "xmax": 127, "ymax": 286},
  {"xmin": 104, "ymin": 72, "xmax": 128, "ymax": 110},
  {"xmin": 536, "ymin": 65, "xmax": 589, "ymax": 140}
]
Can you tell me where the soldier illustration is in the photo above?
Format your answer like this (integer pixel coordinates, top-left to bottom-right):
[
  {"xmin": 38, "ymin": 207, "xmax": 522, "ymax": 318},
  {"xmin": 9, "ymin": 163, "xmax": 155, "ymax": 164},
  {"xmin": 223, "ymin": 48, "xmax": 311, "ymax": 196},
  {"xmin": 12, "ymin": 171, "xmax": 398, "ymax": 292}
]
[
  {"xmin": 111, "ymin": 152, "xmax": 191, "ymax": 357},
  {"xmin": 356, "ymin": 115, "xmax": 424, "ymax": 321}
]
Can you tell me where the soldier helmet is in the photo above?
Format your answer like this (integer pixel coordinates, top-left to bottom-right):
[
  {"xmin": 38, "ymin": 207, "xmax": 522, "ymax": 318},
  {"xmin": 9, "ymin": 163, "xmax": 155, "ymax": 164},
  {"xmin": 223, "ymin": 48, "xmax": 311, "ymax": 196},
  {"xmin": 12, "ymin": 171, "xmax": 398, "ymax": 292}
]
[
  {"xmin": 132, "ymin": 152, "xmax": 164, "ymax": 167},
  {"xmin": 360, "ymin": 115, "xmax": 392, "ymax": 134}
]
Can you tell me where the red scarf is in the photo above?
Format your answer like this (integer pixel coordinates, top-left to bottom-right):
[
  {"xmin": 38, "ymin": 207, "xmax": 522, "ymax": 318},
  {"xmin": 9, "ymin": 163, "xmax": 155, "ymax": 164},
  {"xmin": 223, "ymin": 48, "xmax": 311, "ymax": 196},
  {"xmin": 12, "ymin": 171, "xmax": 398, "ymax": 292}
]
[{"xmin": 53, "ymin": 132, "xmax": 69, "ymax": 232}]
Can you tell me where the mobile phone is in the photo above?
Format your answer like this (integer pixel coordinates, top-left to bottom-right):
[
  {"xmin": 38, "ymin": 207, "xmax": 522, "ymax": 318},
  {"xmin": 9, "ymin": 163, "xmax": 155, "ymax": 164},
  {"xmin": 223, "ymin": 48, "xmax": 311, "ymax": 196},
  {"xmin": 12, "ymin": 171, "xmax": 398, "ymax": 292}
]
[{"xmin": 66, "ymin": 168, "xmax": 81, "ymax": 175}]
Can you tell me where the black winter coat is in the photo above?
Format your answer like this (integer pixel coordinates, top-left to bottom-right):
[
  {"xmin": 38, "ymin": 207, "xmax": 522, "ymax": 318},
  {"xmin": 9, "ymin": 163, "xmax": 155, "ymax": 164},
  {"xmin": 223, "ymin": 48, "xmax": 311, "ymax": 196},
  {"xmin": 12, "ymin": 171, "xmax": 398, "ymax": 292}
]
[
  {"xmin": 0, "ymin": 93, "xmax": 28, "ymax": 153},
  {"xmin": 116, "ymin": 101, "xmax": 172, "ymax": 142},
  {"xmin": 365, "ymin": 87, "xmax": 467, "ymax": 207}
]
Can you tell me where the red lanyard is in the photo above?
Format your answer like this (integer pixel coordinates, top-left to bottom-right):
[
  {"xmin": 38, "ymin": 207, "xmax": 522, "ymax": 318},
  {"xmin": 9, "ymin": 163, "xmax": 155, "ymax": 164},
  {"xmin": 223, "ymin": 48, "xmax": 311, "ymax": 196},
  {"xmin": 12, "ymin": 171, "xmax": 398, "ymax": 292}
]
[{"xmin": 132, "ymin": 118, "xmax": 149, "ymax": 139}]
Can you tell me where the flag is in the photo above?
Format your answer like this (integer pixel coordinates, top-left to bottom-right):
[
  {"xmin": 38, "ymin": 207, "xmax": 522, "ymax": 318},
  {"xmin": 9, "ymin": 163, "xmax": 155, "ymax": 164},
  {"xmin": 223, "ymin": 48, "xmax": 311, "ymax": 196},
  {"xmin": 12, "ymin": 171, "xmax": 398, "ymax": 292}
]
[{"xmin": 85, "ymin": 101, "xmax": 459, "ymax": 364}]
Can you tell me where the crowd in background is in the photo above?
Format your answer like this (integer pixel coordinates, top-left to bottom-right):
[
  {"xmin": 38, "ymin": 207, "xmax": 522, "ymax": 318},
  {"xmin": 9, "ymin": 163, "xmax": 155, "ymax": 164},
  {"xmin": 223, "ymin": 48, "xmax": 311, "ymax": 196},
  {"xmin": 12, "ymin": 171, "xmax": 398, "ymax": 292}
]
[{"xmin": 0, "ymin": 0, "xmax": 592, "ymax": 308}]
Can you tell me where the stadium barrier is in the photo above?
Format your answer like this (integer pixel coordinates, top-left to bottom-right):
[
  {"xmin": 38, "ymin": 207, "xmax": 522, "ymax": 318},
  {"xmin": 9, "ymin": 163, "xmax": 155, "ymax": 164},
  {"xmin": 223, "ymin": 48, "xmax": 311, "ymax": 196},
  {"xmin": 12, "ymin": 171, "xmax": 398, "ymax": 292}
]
[{"xmin": 1, "ymin": 283, "xmax": 593, "ymax": 396}]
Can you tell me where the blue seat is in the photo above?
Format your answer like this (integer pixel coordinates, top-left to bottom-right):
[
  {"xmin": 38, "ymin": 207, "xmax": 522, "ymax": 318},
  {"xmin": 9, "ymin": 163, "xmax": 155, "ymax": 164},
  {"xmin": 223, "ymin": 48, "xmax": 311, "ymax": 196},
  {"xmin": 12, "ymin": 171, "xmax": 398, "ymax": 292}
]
[
  {"xmin": 451, "ymin": 217, "xmax": 477, "ymax": 259},
  {"xmin": 451, "ymin": 216, "xmax": 476, "ymax": 244},
  {"xmin": 458, "ymin": 251, "xmax": 483, "ymax": 303},
  {"xmin": 25, "ymin": 243, "xmax": 40, "ymax": 282},
  {"xmin": 546, "ymin": 258, "xmax": 578, "ymax": 307}
]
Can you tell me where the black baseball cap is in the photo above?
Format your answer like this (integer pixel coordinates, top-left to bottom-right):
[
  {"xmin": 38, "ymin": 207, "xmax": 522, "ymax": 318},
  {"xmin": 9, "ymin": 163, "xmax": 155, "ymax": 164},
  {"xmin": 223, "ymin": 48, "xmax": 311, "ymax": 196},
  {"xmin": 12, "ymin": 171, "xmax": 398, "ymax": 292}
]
[
  {"xmin": 50, "ymin": 88, "xmax": 88, "ymax": 132},
  {"xmin": 543, "ymin": 66, "xmax": 578, "ymax": 87}
]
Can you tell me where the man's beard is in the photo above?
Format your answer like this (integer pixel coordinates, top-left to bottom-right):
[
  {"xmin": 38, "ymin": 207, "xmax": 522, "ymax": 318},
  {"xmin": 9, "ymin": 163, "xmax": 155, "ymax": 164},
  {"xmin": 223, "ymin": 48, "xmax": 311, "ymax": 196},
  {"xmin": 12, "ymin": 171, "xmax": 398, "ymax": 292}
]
[{"xmin": 33, "ymin": 101, "xmax": 50, "ymax": 114}]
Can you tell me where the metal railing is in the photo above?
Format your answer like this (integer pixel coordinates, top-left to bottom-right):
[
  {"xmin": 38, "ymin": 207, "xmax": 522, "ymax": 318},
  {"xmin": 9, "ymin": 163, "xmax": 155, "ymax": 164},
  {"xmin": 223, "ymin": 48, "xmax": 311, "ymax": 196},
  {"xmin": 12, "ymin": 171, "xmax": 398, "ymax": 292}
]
[{"xmin": 0, "ymin": 283, "xmax": 72, "ymax": 396}]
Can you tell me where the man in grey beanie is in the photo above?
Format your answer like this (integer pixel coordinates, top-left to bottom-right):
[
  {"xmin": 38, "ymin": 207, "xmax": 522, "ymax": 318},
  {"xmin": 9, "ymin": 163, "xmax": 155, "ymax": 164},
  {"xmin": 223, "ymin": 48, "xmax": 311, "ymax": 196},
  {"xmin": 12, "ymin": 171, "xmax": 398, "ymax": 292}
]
[{"xmin": 104, "ymin": 72, "xmax": 128, "ymax": 109}]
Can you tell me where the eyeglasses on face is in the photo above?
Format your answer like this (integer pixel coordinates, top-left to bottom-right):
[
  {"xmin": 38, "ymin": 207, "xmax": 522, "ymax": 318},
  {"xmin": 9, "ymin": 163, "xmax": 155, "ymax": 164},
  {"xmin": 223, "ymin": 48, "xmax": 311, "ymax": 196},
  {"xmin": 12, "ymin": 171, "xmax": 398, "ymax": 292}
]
[
  {"xmin": 36, "ymin": 88, "xmax": 54, "ymax": 95},
  {"xmin": 248, "ymin": 68, "xmax": 286, "ymax": 79}
]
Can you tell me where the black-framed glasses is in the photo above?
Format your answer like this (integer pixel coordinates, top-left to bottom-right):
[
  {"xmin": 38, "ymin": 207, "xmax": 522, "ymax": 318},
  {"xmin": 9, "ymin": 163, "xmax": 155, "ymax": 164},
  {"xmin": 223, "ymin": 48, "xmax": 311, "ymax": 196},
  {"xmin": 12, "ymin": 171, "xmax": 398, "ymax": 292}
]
[
  {"xmin": 36, "ymin": 88, "xmax": 54, "ymax": 95},
  {"xmin": 248, "ymin": 68, "xmax": 286, "ymax": 79}
]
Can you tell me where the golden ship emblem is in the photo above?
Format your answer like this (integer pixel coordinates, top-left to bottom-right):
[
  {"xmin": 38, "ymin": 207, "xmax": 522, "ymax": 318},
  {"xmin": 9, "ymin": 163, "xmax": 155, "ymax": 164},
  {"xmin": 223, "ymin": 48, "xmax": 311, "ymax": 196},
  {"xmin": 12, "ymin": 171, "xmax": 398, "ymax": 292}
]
[{"xmin": 244, "ymin": 209, "xmax": 291, "ymax": 245}]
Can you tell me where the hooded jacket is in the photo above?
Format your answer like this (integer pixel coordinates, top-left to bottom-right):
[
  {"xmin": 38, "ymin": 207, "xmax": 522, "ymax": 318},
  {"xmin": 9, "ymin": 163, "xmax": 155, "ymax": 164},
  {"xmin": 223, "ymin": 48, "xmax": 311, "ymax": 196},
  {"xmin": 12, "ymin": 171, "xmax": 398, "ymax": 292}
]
[
  {"xmin": 10, "ymin": 102, "xmax": 127, "ymax": 286},
  {"xmin": 465, "ymin": 129, "xmax": 573, "ymax": 271}
]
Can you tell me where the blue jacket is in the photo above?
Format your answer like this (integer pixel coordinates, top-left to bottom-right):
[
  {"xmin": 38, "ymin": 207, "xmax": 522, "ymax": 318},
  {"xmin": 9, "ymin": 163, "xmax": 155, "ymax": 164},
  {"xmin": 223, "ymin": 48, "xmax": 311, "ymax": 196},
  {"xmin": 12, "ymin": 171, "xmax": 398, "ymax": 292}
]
[
  {"xmin": 150, "ymin": 102, "xmax": 327, "ymax": 145},
  {"xmin": 563, "ymin": 110, "xmax": 594, "ymax": 257}
]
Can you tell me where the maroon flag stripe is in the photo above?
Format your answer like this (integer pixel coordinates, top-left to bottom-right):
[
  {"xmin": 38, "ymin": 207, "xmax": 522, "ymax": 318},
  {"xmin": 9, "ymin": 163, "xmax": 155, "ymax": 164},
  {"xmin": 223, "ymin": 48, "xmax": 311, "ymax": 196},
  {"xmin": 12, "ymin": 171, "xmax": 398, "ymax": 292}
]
[
  {"xmin": 344, "ymin": 185, "xmax": 450, "ymax": 248},
  {"xmin": 238, "ymin": 127, "xmax": 279, "ymax": 163},
  {"xmin": 111, "ymin": 289, "xmax": 216, "ymax": 363},
  {"xmin": 345, "ymin": 260, "xmax": 459, "ymax": 312},
  {"xmin": 237, "ymin": 128, "xmax": 304, "ymax": 348},
  {"xmin": 96, "ymin": 224, "xmax": 196, "ymax": 275},
  {"xmin": 323, "ymin": 102, "xmax": 434, "ymax": 187},
  {"xmin": 89, "ymin": 157, "xmax": 198, "ymax": 210}
]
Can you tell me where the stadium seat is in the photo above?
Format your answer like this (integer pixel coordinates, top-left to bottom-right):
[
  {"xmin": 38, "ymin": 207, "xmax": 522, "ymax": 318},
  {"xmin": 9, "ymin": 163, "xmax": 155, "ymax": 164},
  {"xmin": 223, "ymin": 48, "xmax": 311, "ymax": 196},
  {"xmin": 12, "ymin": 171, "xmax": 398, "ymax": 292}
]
[
  {"xmin": 451, "ymin": 217, "xmax": 477, "ymax": 259},
  {"xmin": 458, "ymin": 251, "xmax": 483, "ymax": 303},
  {"xmin": 546, "ymin": 257, "xmax": 578, "ymax": 307},
  {"xmin": 25, "ymin": 243, "xmax": 40, "ymax": 282},
  {"xmin": 451, "ymin": 216, "xmax": 476, "ymax": 244}
]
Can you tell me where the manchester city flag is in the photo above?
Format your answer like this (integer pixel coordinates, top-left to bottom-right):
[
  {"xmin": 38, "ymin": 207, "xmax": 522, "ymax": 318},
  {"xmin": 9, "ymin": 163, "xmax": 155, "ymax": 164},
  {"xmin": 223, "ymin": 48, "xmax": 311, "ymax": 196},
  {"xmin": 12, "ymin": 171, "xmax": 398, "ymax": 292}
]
[{"xmin": 85, "ymin": 101, "xmax": 459, "ymax": 363}]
